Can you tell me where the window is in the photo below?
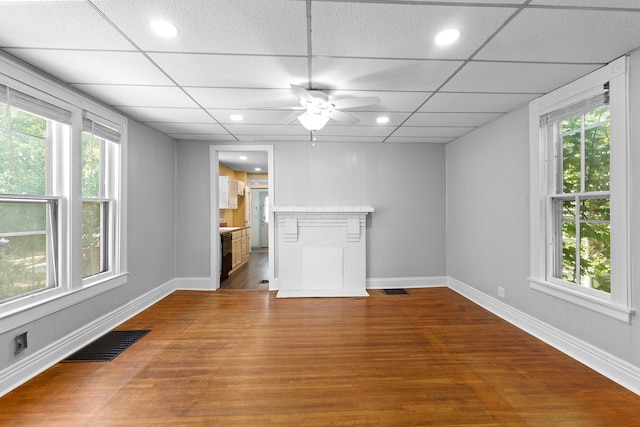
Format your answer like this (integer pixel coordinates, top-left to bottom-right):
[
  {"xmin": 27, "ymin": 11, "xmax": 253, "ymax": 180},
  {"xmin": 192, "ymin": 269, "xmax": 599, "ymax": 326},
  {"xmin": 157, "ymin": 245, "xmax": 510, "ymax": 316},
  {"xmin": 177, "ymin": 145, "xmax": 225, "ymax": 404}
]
[
  {"xmin": 0, "ymin": 85, "xmax": 69, "ymax": 302},
  {"xmin": 82, "ymin": 118, "xmax": 120, "ymax": 280},
  {"xmin": 529, "ymin": 56, "xmax": 631, "ymax": 322},
  {"xmin": 0, "ymin": 68, "xmax": 125, "ymax": 310}
]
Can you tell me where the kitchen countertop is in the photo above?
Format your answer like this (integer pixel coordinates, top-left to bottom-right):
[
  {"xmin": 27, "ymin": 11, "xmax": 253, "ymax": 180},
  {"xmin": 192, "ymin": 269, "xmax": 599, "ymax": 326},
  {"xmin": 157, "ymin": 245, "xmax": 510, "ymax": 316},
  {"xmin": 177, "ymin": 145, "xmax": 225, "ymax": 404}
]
[{"xmin": 219, "ymin": 226, "xmax": 250, "ymax": 235}]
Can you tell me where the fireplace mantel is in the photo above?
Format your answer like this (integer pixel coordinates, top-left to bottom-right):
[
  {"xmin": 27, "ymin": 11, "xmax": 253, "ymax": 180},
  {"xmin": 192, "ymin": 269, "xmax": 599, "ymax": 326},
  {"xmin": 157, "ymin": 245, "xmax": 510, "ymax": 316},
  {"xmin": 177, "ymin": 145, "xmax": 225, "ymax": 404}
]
[{"xmin": 273, "ymin": 206, "xmax": 374, "ymax": 298}]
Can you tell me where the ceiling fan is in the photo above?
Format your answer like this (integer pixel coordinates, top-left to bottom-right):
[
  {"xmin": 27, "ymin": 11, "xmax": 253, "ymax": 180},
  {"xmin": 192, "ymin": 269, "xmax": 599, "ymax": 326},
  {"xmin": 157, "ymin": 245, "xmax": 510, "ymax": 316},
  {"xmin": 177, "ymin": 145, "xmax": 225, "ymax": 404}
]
[{"xmin": 286, "ymin": 84, "xmax": 381, "ymax": 132}]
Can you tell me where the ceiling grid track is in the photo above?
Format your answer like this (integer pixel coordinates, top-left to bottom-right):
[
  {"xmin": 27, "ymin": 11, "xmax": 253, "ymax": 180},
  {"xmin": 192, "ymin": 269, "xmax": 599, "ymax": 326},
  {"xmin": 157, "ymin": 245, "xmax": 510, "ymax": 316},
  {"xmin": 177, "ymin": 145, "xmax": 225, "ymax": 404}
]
[{"xmin": 382, "ymin": 0, "xmax": 534, "ymax": 142}]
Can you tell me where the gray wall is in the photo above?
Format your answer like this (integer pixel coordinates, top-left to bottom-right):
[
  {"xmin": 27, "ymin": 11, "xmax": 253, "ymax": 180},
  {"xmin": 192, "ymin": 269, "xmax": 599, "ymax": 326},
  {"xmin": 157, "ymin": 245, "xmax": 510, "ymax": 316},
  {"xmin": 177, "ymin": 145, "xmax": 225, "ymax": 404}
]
[
  {"xmin": 0, "ymin": 120, "xmax": 176, "ymax": 373},
  {"xmin": 175, "ymin": 141, "xmax": 447, "ymax": 279},
  {"xmin": 126, "ymin": 120, "xmax": 177, "ymax": 295},
  {"xmin": 446, "ymin": 51, "xmax": 640, "ymax": 367}
]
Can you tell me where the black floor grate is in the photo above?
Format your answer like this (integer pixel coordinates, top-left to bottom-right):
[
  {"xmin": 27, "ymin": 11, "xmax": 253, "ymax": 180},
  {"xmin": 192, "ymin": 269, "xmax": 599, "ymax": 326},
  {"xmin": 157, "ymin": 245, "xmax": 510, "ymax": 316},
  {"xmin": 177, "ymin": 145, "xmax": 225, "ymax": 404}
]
[
  {"xmin": 64, "ymin": 330, "xmax": 150, "ymax": 362},
  {"xmin": 381, "ymin": 288, "xmax": 409, "ymax": 295}
]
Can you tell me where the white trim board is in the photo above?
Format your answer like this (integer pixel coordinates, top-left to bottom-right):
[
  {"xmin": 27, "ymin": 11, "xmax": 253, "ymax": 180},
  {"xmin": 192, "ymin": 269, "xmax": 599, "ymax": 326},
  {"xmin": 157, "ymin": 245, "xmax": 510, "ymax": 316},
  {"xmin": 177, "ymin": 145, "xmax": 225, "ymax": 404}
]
[
  {"xmin": 367, "ymin": 276, "xmax": 447, "ymax": 289},
  {"xmin": 447, "ymin": 276, "xmax": 640, "ymax": 396},
  {"xmin": 0, "ymin": 279, "xmax": 176, "ymax": 398}
]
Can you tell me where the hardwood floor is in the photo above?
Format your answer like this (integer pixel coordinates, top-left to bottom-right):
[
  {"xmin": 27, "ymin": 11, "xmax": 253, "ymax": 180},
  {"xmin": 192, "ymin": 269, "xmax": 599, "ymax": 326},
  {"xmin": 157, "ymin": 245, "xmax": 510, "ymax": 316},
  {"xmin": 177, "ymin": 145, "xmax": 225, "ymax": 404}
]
[
  {"xmin": 1, "ymin": 288, "xmax": 640, "ymax": 425},
  {"xmin": 220, "ymin": 250, "xmax": 268, "ymax": 290}
]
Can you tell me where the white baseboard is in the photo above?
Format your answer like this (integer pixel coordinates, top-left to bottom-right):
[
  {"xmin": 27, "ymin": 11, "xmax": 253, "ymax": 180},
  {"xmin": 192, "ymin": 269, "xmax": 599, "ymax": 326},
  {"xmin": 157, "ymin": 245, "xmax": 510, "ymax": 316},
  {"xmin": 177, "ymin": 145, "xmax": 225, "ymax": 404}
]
[
  {"xmin": 0, "ymin": 279, "xmax": 176, "ymax": 397},
  {"xmin": 367, "ymin": 276, "xmax": 447, "ymax": 289},
  {"xmin": 174, "ymin": 277, "xmax": 215, "ymax": 291},
  {"xmin": 447, "ymin": 276, "xmax": 640, "ymax": 396}
]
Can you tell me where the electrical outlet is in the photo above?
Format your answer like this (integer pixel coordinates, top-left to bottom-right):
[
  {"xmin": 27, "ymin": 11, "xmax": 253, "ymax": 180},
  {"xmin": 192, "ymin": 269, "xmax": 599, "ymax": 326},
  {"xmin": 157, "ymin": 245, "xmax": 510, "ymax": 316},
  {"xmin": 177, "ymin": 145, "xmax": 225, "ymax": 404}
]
[
  {"xmin": 14, "ymin": 332, "xmax": 28, "ymax": 354},
  {"xmin": 498, "ymin": 287, "xmax": 505, "ymax": 299}
]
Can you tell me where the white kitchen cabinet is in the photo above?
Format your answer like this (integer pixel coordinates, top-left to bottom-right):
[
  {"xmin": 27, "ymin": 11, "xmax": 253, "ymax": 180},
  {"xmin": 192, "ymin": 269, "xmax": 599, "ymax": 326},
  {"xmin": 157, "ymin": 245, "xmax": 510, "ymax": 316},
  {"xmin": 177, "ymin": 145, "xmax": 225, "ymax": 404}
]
[{"xmin": 219, "ymin": 176, "xmax": 238, "ymax": 209}]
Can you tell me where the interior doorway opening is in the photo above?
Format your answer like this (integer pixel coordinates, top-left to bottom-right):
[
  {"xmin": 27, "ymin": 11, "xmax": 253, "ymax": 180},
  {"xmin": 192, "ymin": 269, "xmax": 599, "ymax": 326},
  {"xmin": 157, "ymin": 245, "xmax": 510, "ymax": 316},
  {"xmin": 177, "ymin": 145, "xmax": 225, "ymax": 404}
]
[{"xmin": 210, "ymin": 145, "xmax": 274, "ymax": 291}]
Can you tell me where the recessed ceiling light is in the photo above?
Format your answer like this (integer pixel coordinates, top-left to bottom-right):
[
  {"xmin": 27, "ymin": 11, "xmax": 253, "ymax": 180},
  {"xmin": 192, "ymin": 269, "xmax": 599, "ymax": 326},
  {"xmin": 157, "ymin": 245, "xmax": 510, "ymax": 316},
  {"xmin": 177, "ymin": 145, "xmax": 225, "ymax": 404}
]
[
  {"xmin": 239, "ymin": 155, "xmax": 247, "ymax": 160},
  {"xmin": 435, "ymin": 29, "xmax": 460, "ymax": 46},
  {"xmin": 376, "ymin": 116, "xmax": 390, "ymax": 124},
  {"xmin": 150, "ymin": 20, "xmax": 178, "ymax": 38},
  {"xmin": 230, "ymin": 114, "xmax": 244, "ymax": 121},
  {"xmin": 254, "ymin": 167, "xmax": 262, "ymax": 172}
]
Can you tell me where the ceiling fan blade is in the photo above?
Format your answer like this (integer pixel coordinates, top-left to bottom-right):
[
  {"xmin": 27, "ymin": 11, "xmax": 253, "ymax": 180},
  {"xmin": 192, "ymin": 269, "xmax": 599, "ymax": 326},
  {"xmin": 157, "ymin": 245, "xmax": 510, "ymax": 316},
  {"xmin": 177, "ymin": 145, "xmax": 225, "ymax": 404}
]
[
  {"xmin": 327, "ymin": 110, "xmax": 360, "ymax": 125},
  {"xmin": 327, "ymin": 96, "xmax": 381, "ymax": 110},
  {"xmin": 290, "ymin": 84, "xmax": 313, "ymax": 102}
]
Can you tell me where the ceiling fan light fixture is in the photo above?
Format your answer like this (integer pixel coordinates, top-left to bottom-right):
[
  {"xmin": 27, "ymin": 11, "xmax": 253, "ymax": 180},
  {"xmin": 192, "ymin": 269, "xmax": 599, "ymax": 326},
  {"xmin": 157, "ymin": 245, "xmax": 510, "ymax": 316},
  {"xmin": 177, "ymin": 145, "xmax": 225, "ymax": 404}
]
[{"xmin": 298, "ymin": 112, "xmax": 329, "ymax": 131}]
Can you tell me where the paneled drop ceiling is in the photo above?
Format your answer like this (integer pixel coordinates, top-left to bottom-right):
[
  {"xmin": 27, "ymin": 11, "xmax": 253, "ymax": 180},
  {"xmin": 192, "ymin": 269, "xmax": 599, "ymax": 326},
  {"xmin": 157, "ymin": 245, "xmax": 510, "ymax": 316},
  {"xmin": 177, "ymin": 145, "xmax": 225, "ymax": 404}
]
[{"xmin": 1, "ymin": 0, "xmax": 640, "ymax": 146}]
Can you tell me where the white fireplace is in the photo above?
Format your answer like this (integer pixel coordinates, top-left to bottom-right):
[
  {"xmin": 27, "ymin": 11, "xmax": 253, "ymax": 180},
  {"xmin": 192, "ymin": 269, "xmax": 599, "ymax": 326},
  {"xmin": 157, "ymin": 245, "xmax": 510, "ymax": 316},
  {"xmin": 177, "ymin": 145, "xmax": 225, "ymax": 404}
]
[{"xmin": 273, "ymin": 206, "xmax": 374, "ymax": 298}]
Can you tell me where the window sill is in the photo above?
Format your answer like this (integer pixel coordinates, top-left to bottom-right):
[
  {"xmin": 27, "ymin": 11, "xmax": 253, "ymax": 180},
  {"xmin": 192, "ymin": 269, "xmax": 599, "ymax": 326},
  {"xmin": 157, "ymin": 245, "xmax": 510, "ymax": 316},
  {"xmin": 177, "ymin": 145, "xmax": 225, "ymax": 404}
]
[
  {"xmin": 528, "ymin": 277, "xmax": 634, "ymax": 323},
  {"xmin": 0, "ymin": 272, "xmax": 129, "ymax": 332}
]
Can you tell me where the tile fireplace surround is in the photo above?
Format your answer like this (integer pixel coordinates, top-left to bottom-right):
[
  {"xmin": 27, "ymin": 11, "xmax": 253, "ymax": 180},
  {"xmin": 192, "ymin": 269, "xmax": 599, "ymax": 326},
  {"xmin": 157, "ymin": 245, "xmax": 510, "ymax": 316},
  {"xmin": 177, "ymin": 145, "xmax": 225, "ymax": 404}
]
[{"xmin": 273, "ymin": 206, "xmax": 374, "ymax": 298}]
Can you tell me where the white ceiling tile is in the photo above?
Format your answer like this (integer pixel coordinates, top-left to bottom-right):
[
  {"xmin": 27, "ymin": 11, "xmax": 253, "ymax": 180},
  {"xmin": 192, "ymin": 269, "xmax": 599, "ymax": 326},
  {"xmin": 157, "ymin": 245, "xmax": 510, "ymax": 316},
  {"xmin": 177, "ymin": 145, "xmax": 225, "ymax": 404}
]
[
  {"xmin": 387, "ymin": 0, "xmax": 526, "ymax": 3},
  {"xmin": 313, "ymin": 57, "xmax": 463, "ymax": 91},
  {"xmin": 93, "ymin": 0, "xmax": 307, "ymax": 55},
  {"xmin": 236, "ymin": 135, "xmax": 315, "ymax": 142},
  {"xmin": 225, "ymin": 124, "xmax": 310, "ymax": 137},
  {"xmin": 331, "ymin": 112, "xmax": 412, "ymax": 127},
  {"xmin": 312, "ymin": 2, "xmax": 516, "ymax": 59},
  {"xmin": 420, "ymin": 92, "xmax": 539, "ymax": 113},
  {"xmin": 4, "ymin": 49, "xmax": 173, "ymax": 85},
  {"xmin": 117, "ymin": 107, "xmax": 214, "ymax": 123},
  {"xmin": 531, "ymin": 0, "xmax": 640, "ymax": 8},
  {"xmin": 147, "ymin": 122, "xmax": 229, "ymax": 135},
  {"xmin": 404, "ymin": 112, "xmax": 503, "ymax": 127},
  {"xmin": 208, "ymin": 109, "xmax": 300, "ymax": 125},
  {"xmin": 313, "ymin": 136, "xmax": 386, "ymax": 143},
  {"xmin": 476, "ymin": 8, "xmax": 640, "ymax": 63},
  {"xmin": 150, "ymin": 53, "xmax": 308, "ymax": 88},
  {"xmin": 442, "ymin": 61, "xmax": 601, "ymax": 93},
  {"xmin": 73, "ymin": 84, "xmax": 199, "ymax": 108},
  {"xmin": 170, "ymin": 134, "xmax": 235, "ymax": 142},
  {"xmin": 185, "ymin": 88, "xmax": 297, "ymax": 109},
  {"xmin": 0, "ymin": 2, "xmax": 134, "ymax": 50},
  {"xmin": 392, "ymin": 126, "xmax": 475, "ymax": 138},
  {"xmin": 315, "ymin": 126, "xmax": 393, "ymax": 137},
  {"xmin": 385, "ymin": 136, "xmax": 453, "ymax": 144}
]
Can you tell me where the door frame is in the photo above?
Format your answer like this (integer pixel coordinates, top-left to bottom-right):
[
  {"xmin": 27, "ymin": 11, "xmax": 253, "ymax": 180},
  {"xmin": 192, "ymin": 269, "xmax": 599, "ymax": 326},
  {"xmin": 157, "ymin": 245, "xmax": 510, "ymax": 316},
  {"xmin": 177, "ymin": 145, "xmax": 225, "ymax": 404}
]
[{"xmin": 209, "ymin": 144, "xmax": 275, "ymax": 290}]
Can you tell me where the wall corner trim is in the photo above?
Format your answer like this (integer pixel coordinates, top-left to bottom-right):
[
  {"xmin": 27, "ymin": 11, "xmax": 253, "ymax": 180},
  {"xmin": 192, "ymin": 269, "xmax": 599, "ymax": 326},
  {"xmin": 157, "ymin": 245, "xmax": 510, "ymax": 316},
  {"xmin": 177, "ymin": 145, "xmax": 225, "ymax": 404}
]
[{"xmin": 447, "ymin": 276, "xmax": 640, "ymax": 396}]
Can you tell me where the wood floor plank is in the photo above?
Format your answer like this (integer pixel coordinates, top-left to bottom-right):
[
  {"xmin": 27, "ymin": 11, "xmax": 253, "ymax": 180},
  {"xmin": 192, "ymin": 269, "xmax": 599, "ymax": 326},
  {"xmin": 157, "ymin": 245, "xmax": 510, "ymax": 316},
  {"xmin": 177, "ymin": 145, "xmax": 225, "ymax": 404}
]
[{"xmin": 1, "ymin": 288, "xmax": 639, "ymax": 425}]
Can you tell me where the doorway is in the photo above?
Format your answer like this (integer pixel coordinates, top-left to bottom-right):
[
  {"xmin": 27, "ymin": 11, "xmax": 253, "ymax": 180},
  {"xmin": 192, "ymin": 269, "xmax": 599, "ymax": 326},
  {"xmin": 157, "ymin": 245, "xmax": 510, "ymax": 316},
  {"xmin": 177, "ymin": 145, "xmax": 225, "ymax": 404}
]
[
  {"xmin": 210, "ymin": 145, "xmax": 274, "ymax": 291},
  {"xmin": 251, "ymin": 190, "xmax": 269, "ymax": 249}
]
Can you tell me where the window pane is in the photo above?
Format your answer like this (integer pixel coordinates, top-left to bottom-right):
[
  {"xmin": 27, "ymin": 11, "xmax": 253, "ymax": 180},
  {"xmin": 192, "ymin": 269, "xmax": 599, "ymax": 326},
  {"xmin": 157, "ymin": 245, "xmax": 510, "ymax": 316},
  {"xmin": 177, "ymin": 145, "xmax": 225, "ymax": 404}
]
[
  {"xmin": 580, "ymin": 198, "xmax": 610, "ymax": 221},
  {"xmin": 0, "ymin": 201, "xmax": 49, "ymax": 301},
  {"xmin": 562, "ymin": 199, "xmax": 575, "ymax": 220},
  {"xmin": 561, "ymin": 114, "xmax": 581, "ymax": 134},
  {"xmin": 82, "ymin": 133, "xmax": 101, "ymax": 198},
  {"xmin": 580, "ymin": 222, "xmax": 611, "ymax": 293},
  {"xmin": 0, "ymin": 200, "xmax": 47, "ymax": 233},
  {"xmin": 82, "ymin": 201, "xmax": 106, "ymax": 277},
  {"xmin": 11, "ymin": 107, "xmax": 46, "ymax": 138},
  {"xmin": 0, "ymin": 126, "xmax": 46, "ymax": 196},
  {"xmin": 562, "ymin": 131, "xmax": 581, "ymax": 193},
  {"xmin": 561, "ymin": 220, "xmax": 577, "ymax": 284},
  {"xmin": 584, "ymin": 123, "xmax": 610, "ymax": 192},
  {"xmin": 0, "ymin": 102, "xmax": 6, "ymax": 128},
  {"xmin": 584, "ymin": 106, "xmax": 610, "ymax": 126}
]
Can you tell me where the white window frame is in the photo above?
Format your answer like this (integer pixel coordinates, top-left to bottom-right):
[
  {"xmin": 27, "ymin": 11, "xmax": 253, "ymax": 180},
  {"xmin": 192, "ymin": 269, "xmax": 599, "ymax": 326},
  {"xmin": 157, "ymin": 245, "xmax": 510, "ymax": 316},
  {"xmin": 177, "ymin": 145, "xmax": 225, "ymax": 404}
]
[
  {"xmin": 529, "ymin": 56, "xmax": 633, "ymax": 323},
  {"xmin": 0, "ymin": 53, "xmax": 127, "ymax": 326}
]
